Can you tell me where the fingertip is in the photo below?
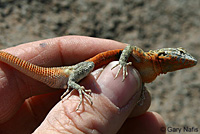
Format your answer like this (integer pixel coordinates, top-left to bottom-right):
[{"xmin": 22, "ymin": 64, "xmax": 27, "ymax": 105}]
[{"xmin": 97, "ymin": 61, "xmax": 142, "ymax": 108}]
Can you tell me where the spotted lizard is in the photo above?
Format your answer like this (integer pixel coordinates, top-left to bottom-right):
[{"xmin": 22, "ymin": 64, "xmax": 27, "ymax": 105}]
[{"xmin": 0, "ymin": 45, "xmax": 197, "ymax": 110}]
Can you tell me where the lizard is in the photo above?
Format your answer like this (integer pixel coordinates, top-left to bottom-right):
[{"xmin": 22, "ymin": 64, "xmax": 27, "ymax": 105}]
[{"xmin": 0, "ymin": 45, "xmax": 197, "ymax": 110}]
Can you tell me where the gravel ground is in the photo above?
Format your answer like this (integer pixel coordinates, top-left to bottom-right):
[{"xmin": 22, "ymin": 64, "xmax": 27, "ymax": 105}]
[{"xmin": 0, "ymin": 0, "xmax": 200, "ymax": 133}]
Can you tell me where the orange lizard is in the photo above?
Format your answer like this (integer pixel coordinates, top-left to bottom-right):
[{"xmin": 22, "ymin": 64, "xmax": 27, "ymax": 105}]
[{"xmin": 0, "ymin": 45, "xmax": 197, "ymax": 110}]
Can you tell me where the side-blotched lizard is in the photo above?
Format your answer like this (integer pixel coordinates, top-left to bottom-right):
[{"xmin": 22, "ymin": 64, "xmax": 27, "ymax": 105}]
[{"xmin": 0, "ymin": 45, "xmax": 197, "ymax": 110}]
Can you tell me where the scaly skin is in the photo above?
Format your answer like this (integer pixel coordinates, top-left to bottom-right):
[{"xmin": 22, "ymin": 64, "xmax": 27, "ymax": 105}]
[
  {"xmin": 87, "ymin": 45, "xmax": 197, "ymax": 83},
  {"xmin": 0, "ymin": 45, "xmax": 197, "ymax": 110}
]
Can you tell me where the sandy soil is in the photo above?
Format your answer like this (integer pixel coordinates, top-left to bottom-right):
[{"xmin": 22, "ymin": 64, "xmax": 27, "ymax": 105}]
[{"xmin": 0, "ymin": 0, "xmax": 199, "ymax": 132}]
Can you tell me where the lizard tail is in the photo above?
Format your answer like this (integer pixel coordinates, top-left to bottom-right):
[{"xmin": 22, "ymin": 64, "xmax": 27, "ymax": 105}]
[{"xmin": 0, "ymin": 51, "xmax": 68, "ymax": 88}]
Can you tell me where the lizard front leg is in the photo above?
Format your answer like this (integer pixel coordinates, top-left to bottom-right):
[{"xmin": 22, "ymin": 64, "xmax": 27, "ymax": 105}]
[
  {"xmin": 111, "ymin": 45, "xmax": 146, "ymax": 104},
  {"xmin": 111, "ymin": 45, "xmax": 134, "ymax": 81}
]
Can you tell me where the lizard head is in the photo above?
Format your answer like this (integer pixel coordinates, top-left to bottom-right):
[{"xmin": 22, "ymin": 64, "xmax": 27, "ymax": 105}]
[{"xmin": 153, "ymin": 47, "xmax": 197, "ymax": 73}]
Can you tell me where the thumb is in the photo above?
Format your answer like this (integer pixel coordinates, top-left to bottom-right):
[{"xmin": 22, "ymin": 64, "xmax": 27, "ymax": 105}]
[{"xmin": 33, "ymin": 61, "xmax": 143, "ymax": 134}]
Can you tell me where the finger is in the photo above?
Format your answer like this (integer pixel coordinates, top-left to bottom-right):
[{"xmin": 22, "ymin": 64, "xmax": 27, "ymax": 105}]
[
  {"xmin": 4, "ymin": 36, "xmax": 126, "ymax": 66},
  {"xmin": 1, "ymin": 36, "xmax": 126, "ymax": 93},
  {"xmin": 33, "ymin": 62, "xmax": 147, "ymax": 134},
  {"xmin": 0, "ymin": 36, "xmax": 126, "ymax": 123},
  {"xmin": 0, "ymin": 91, "xmax": 63, "ymax": 133},
  {"xmin": 0, "ymin": 36, "xmax": 126, "ymax": 97},
  {"xmin": 118, "ymin": 112, "xmax": 166, "ymax": 134},
  {"xmin": 129, "ymin": 87, "xmax": 151, "ymax": 117}
]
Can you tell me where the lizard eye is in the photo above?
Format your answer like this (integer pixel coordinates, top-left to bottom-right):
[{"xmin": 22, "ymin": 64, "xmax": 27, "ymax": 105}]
[
  {"xmin": 179, "ymin": 50, "xmax": 186, "ymax": 55},
  {"xmin": 158, "ymin": 52, "xmax": 168, "ymax": 57},
  {"xmin": 177, "ymin": 47, "xmax": 187, "ymax": 55}
]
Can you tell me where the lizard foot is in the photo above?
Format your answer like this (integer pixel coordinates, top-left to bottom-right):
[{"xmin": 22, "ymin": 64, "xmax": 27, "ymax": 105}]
[
  {"xmin": 61, "ymin": 81, "xmax": 93, "ymax": 111},
  {"xmin": 111, "ymin": 61, "xmax": 132, "ymax": 81},
  {"xmin": 60, "ymin": 87, "xmax": 70, "ymax": 100},
  {"xmin": 76, "ymin": 86, "xmax": 93, "ymax": 111}
]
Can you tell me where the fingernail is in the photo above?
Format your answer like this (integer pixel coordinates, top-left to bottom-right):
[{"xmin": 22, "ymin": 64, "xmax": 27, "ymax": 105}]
[{"xmin": 97, "ymin": 61, "xmax": 142, "ymax": 107}]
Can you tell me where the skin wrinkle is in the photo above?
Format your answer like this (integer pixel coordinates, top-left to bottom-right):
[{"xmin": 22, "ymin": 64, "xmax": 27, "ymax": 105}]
[
  {"xmin": 93, "ymin": 105, "xmax": 107, "ymax": 126},
  {"xmin": 86, "ymin": 114, "xmax": 103, "ymax": 134},
  {"xmin": 95, "ymin": 96, "xmax": 113, "ymax": 122},
  {"xmin": 16, "ymin": 73, "xmax": 33, "ymax": 100},
  {"xmin": 0, "ymin": 91, "xmax": 17, "ymax": 123},
  {"xmin": 78, "ymin": 108, "xmax": 101, "ymax": 132},
  {"xmin": 31, "ymin": 49, "xmax": 49, "ymax": 67},
  {"xmin": 71, "ymin": 112, "xmax": 90, "ymax": 133},
  {"xmin": 51, "ymin": 111, "xmax": 69, "ymax": 133},
  {"xmin": 0, "ymin": 68, "xmax": 16, "ymax": 122},
  {"xmin": 78, "ymin": 115, "xmax": 101, "ymax": 134},
  {"xmin": 47, "ymin": 118, "xmax": 61, "ymax": 133},
  {"xmin": 91, "ymin": 96, "xmax": 118, "ymax": 133},
  {"xmin": 62, "ymin": 100, "xmax": 100, "ymax": 133},
  {"xmin": 120, "ymin": 89, "xmax": 141, "ymax": 113},
  {"xmin": 63, "ymin": 121, "xmax": 79, "ymax": 134},
  {"xmin": 63, "ymin": 103, "xmax": 82, "ymax": 133},
  {"xmin": 13, "ymin": 47, "xmax": 38, "ymax": 64},
  {"xmin": 69, "ymin": 119, "xmax": 86, "ymax": 134},
  {"xmin": 91, "ymin": 110, "xmax": 108, "ymax": 133},
  {"xmin": 12, "ymin": 71, "xmax": 26, "ymax": 101},
  {"xmin": 25, "ymin": 98, "xmax": 38, "ymax": 123},
  {"xmin": 53, "ymin": 117, "xmax": 66, "ymax": 133},
  {"xmin": 56, "ymin": 39, "xmax": 66, "ymax": 67}
]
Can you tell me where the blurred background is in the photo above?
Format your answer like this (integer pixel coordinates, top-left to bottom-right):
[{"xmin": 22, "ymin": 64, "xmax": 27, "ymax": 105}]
[{"xmin": 0, "ymin": 0, "xmax": 199, "ymax": 132}]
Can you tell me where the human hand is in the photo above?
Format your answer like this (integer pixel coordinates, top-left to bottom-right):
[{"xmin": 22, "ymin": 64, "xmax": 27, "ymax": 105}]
[{"xmin": 0, "ymin": 36, "xmax": 165, "ymax": 134}]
